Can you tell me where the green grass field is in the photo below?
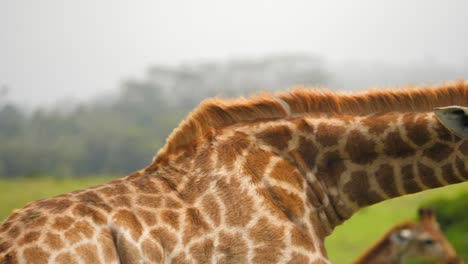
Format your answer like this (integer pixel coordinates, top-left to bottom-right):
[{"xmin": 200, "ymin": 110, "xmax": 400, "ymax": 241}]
[{"xmin": 1, "ymin": 177, "xmax": 467, "ymax": 263}]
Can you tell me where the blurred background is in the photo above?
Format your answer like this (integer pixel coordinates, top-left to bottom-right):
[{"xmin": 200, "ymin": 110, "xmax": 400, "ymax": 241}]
[{"xmin": 1, "ymin": 0, "xmax": 468, "ymax": 262}]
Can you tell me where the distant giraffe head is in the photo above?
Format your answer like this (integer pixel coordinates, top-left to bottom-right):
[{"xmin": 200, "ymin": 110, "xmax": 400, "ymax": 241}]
[{"xmin": 354, "ymin": 208, "xmax": 462, "ymax": 264}]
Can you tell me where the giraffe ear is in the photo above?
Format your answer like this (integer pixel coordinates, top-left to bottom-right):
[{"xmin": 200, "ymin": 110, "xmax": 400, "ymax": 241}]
[{"xmin": 434, "ymin": 106, "xmax": 468, "ymax": 140}]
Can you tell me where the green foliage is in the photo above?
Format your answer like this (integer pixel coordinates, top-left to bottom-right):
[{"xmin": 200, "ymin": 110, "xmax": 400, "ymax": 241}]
[
  {"xmin": 421, "ymin": 190, "xmax": 468, "ymax": 261},
  {"xmin": 326, "ymin": 182, "xmax": 468, "ymax": 263},
  {"xmin": 0, "ymin": 55, "xmax": 328, "ymax": 178}
]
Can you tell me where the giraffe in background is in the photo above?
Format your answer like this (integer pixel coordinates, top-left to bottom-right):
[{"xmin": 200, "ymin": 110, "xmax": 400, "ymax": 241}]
[
  {"xmin": 0, "ymin": 82, "xmax": 468, "ymax": 263},
  {"xmin": 353, "ymin": 208, "xmax": 462, "ymax": 264}
]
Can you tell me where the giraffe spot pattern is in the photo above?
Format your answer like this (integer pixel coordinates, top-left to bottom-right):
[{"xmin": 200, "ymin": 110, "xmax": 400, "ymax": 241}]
[
  {"xmin": 441, "ymin": 164, "xmax": 462, "ymax": 184},
  {"xmin": 384, "ymin": 131, "xmax": 416, "ymax": 158},
  {"xmin": 75, "ymin": 244, "xmax": 100, "ymax": 263},
  {"xmin": 112, "ymin": 210, "xmax": 143, "ymax": 241},
  {"xmin": 343, "ymin": 171, "xmax": 383, "ymax": 207},
  {"xmin": 269, "ymin": 159, "xmax": 304, "ymax": 190},
  {"xmin": 22, "ymin": 246, "xmax": 49, "ymax": 264},
  {"xmin": 374, "ymin": 164, "xmax": 399, "ymax": 197},
  {"xmin": 345, "ymin": 130, "xmax": 377, "ymax": 164},
  {"xmin": 190, "ymin": 238, "xmax": 214, "ymax": 263},
  {"xmin": 257, "ymin": 125, "xmax": 292, "ymax": 151},
  {"xmin": 297, "ymin": 137, "xmax": 319, "ymax": 169},
  {"xmin": 55, "ymin": 252, "xmax": 78, "ymax": 264},
  {"xmin": 403, "ymin": 114, "xmax": 431, "ymax": 146},
  {"xmin": 401, "ymin": 164, "xmax": 421, "ymax": 194},
  {"xmin": 243, "ymin": 147, "xmax": 272, "ymax": 183},
  {"xmin": 423, "ymin": 143, "xmax": 453, "ymax": 162},
  {"xmin": 316, "ymin": 123, "xmax": 346, "ymax": 147},
  {"xmin": 361, "ymin": 114, "xmax": 395, "ymax": 135},
  {"xmin": 417, "ymin": 163, "xmax": 441, "ymax": 188}
]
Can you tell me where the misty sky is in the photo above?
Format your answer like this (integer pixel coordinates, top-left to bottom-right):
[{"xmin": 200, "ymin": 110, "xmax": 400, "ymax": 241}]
[{"xmin": 2, "ymin": 0, "xmax": 468, "ymax": 106}]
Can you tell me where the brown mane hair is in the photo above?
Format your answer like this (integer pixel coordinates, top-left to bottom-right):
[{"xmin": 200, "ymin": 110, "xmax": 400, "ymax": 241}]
[{"xmin": 153, "ymin": 81, "xmax": 468, "ymax": 162}]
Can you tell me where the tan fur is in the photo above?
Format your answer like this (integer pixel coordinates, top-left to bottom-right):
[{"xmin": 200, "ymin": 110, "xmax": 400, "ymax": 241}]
[{"xmin": 155, "ymin": 81, "xmax": 468, "ymax": 162}]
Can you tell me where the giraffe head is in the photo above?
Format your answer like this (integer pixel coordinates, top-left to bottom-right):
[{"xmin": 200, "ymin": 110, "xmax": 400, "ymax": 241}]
[
  {"xmin": 434, "ymin": 106, "xmax": 468, "ymax": 140},
  {"xmin": 391, "ymin": 208, "xmax": 461, "ymax": 264}
]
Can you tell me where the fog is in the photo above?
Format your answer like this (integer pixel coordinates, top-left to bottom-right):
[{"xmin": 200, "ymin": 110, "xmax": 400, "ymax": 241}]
[{"xmin": 2, "ymin": 0, "xmax": 468, "ymax": 107}]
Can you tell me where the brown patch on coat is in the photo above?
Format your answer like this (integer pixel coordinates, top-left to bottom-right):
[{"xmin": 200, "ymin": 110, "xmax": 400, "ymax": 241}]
[
  {"xmin": 44, "ymin": 232, "xmax": 64, "ymax": 250},
  {"xmin": 131, "ymin": 176, "xmax": 160, "ymax": 194},
  {"xmin": 110, "ymin": 195, "xmax": 132, "ymax": 208},
  {"xmin": 269, "ymin": 160, "xmax": 304, "ymax": 190},
  {"xmin": 150, "ymin": 228, "xmax": 178, "ymax": 253},
  {"xmin": 217, "ymin": 178, "xmax": 255, "ymax": 227},
  {"xmin": 179, "ymin": 175, "xmax": 211, "ymax": 204},
  {"xmin": 265, "ymin": 186, "xmax": 304, "ymax": 222},
  {"xmin": 460, "ymin": 141, "xmax": 468, "ymax": 155},
  {"xmin": 113, "ymin": 210, "xmax": 143, "ymax": 241},
  {"xmin": 72, "ymin": 204, "xmax": 107, "ymax": 225},
  {"xmin": 136, "ymin": 209, "xmax": 157, "ymax": 226},
  {"xmin": 217, "ymin": 132, "xmax": 251, "ymax": 169},
  {"xmin": 418, "ymin": 163, "xmax": 441, "ymax": 188},
  {"xmin": 218, "ymin": 231, "xmax": 248, "ymax": 263},
  {"xmin": 290, "ymin": 226, "xmax": 316, "ymax": 251},
  {"xmin": 136, "ymin": 195, "xmax": 161, "ymax": 208},
  {"xmin": 98, "ymin": 230, "xmax": 118, "ymax": 263},
  {"xmin": 51, "ymin": 216, "xmax": 74, "ymax": 230},
  {"xmin": 374, "ymin": 164, "xmax": 399, "ymax": 197},
  {"xmin": 160, "ymin": 210, "xmax": 180, "ymax": 229},
  {"xmin": 316, "ymin": 123, "xmax": 346, "ymax": 147},
  {"xmin": 22, "ymin": 246, "xmax": 50, "ymax": 264},
  {"xmin": 294, "ymin": 118, "xmax": 315, "ymax": 134},
  {"xmin": 287, "ymin": 252, "xmax": 310, "ymax": 263},
  {"xmin": 243, "ymin": 147, "xmax": 272, "ymax": 183},
  {"xmin": 345, "ymin": 130, "xmax": 377, "ymax": 164},
  {"xmin": 250, "ymin": 218, "xmax": 285, "ymax": 263},
  {"xmin": 296, "ymin": 137, "xmax": 319, "ymax": 169},
  {"xmin": 401, "ymin": 164, "xmax": 421, "ymax": 194},
  {"xmin": 403, "ymin": 114, "xmax": 431, "ymax": 146},
  {"xmin": 36, "ymin": 198, "xmax": 73, "ymax": 214},
  {"xmin": 64, "ymin": 220, "xmax": 94, "ymax": 244},
  {"xmin": 18, "ymin": 231, "xmax": 40, "ymax": 246},
  {"xmin": 116, "ymin": 235, "xmax": 140, "ymax": 264},
  {"xmin": 384, "ymin": 131, "xmax": 415, "ymax": 158},
  {"xmin": 190, "ymin": 238, "xmax": 214, "ymax": 263},
  {"xmin": 55, "ymin": 252, "xmax": 79, "ymax": 264},
  {"xmin": 99, "ymin": 183, "xmax": 130, "ymax": 197},
  {"xmin": 202, "ymin": 194, "xmax": 221, "ymax": 226},
  {"xmin": 343, "ymin": 171, "xmax": 383, "ymax": 207},
  {"xmin": 455, "ymin": 157, "xmax": 468, "ymax": 179},
  {"xmin": 183, "ymin": 207, "xmax": 210, "ymax": 243},
  {"xmin": 257, "ymin": 125, "xmax": 292, "ymax": 150},
  {"xmin": 141, "ymin": 239, "xmax": 163, "ymax": 263},
  {"xmin": 361, "ymin": 114, "xmax": 394, "ymax": 135},
  {"xmin": 441, "ymin": 164, "xmax": 462, "ymax": 184},
  {"xmin": 75, "ymin": 244, "xmax": 100, "ymax": 263},
  {"xmin": 424, "ymin": 143, "xmax": 453, "ymax": 162}
]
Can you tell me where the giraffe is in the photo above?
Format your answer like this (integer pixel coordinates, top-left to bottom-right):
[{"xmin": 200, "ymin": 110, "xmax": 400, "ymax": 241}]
[
  {"xmin": 1, "ymin": 82, "xmax": 468, "ymax": 263},
  {"xmin": 353, "ymin": 208, "xmax": 462, "ymax": 264}
]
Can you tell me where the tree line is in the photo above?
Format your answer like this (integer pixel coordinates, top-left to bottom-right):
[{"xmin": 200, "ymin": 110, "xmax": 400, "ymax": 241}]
[{"xmin": 0, "ymin": 54, "xmax": 328, "ymax": 177}]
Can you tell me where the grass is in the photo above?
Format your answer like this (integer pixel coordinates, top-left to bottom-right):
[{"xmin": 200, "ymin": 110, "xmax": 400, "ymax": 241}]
[
  {"xmin": 0, "ymin": 177, "xmax": 467, "ymax": 263},
  {"xmin": 326, "ymin": 182, "xmax": 468, "ymax": 263},
  {"xmin": 0, "ymin": 176, "xmax": 115, "ymax": 221}
]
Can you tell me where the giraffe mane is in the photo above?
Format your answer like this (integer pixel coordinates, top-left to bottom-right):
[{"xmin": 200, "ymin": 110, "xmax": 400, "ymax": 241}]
[{"xmin": 153, "ymin": 80, "xmax": 468, "ymax": 162}]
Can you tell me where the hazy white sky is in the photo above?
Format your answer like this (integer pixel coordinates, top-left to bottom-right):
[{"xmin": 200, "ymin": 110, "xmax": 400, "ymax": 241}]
[{"xmin": 1, "ymin": 0, "xmax": 468, "ymax": 105}]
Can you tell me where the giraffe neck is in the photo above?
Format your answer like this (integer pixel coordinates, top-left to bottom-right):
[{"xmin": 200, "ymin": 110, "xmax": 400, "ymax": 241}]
[
  {"xmin": 203, "ymin": 110, "xmax": 468, "ymax": 235},
  {"xmin": 154, "ymin": 109, "xmax": 467, "ymax": 241},
  {"xmin": 288, "ymin": 111, "xmax": 467, "ymax": 230}
]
